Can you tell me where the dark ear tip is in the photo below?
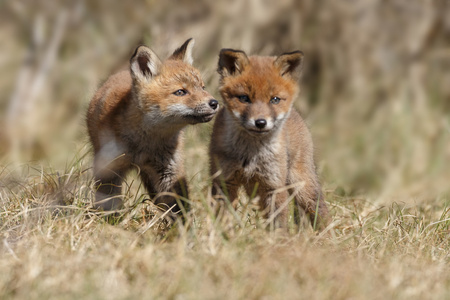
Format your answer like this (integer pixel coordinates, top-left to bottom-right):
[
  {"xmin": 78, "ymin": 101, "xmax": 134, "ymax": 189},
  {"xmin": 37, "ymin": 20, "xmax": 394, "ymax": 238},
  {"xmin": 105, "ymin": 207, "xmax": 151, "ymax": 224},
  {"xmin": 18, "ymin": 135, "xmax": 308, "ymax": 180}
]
[
  {"xmin": 180, "ymin": 38, "xmax": 194, "ymax": 46},
  {"xmin": 281, "ymin": 50, "xmax": 304, "ymax": 57},
  {"xmin": 219, "ymin": 48, "xmax": 232, "ymax": 57},
  {"xmin": 219, "ymin": 48, "xmax": 246, "ymax": 56},
  {"xmin": 131, "ymin": 44, "xmax": 149, "ymax": 59}
]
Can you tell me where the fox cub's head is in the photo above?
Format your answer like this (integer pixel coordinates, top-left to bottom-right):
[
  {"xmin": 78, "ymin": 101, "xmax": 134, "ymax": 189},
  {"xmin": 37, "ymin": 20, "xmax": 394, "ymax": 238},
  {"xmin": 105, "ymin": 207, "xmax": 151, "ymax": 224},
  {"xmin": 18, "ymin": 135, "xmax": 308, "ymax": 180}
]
[
  {"xmin": 218, "ymin": 48, "xmax": 303, "ymax": 135},
  {"xmin": 130, "ymin": 38, "xmax": 218, "ymax": 124}
]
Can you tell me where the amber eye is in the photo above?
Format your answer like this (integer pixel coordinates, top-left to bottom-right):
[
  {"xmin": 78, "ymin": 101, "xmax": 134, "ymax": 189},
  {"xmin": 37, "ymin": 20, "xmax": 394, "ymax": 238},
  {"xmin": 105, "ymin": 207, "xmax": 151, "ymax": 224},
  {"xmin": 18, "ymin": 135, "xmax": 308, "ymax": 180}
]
[
  {"xmin": 174, "ymin": 89, "xmax": 187, "ymax": 96},
  {"xmin": 270, "ymin": 96, "xmax": 281, "ymax": 104},
  {"xmin": 238, "ymin": 95, "xmax": 251, "ymax": 103}
]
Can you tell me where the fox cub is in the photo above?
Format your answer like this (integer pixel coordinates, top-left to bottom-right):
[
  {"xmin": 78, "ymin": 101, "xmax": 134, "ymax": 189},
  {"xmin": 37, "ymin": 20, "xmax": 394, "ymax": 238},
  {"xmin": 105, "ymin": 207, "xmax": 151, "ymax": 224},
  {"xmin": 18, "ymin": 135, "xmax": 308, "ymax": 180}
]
[
  {"xmin": 210, "ymin": 48, "xmax": 329, "ymax": 228},
  {"xmin": 87, "ymin": 38, "xmax": 218, "ymax": 213}
]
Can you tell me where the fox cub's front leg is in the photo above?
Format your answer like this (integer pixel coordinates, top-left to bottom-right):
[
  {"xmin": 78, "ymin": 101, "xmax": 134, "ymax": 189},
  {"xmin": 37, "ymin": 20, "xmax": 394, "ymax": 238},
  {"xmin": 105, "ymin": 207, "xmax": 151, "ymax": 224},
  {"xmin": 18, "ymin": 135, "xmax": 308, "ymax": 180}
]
[
  {"xmin": 140, "ymin": 169, "xmax": 189, "ymax": 215},
  {"xmin": 155, "ymin": 177, "xmax": 190, "ymax": 215},
  {"xmin": 212, "ymin": 178, "xmax": 240, "ymax": 208},
  {"xmin": 210, "ymin": 157, "xmax": 241, "ymax": 215},
  {"xmin": 259, "ymin": 190, "xmax": 289, "ymax": 229}
]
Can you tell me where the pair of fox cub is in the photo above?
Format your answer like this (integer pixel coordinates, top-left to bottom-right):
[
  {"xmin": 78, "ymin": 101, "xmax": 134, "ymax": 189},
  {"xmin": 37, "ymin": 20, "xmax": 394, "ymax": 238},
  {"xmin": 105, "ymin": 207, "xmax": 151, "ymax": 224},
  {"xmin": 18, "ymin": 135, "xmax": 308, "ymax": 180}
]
[{"xmin": 87, "ymin": 38, "xmax": 329, "ymax": 229}]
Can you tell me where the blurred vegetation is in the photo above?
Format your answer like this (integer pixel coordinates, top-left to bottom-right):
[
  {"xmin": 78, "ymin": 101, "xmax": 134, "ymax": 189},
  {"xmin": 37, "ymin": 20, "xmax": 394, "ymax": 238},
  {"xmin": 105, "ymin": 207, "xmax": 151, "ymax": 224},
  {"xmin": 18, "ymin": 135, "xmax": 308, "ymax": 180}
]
[{"xmin": 0, "ymin": 0, "xmax": 449, "ymax": 203}]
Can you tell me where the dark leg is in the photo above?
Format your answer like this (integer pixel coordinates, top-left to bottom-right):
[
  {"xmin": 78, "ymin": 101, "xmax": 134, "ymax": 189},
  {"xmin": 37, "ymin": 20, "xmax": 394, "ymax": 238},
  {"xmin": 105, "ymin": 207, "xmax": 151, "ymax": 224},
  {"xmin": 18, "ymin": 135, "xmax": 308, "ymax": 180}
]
[
  {"xmin": 92, "ymin": 148, "xmax": 130, "ymax": 211},
  {"xmin": 258, "ymin": 189, "xmax": 289, "ymax": 229},
  {"xmin": 93, "ymin": 169, "xmax": 127, "ymax": 211},
  {"xmin": 211, "ymin": 177, "xmax": 240, "ymax": 222},
  {"xmin": 139, "ymin": 170, "xmax": 158, "ymax": 198},
  {"xmin": 212, "ymin": 178, "xmax": 240, "ymax": 207},
  {"xmin": 140, "ymin": 170, "xmax": 189, "ymax": 215},
  {"xmin": 154, "ymin": 177, "xmax": 189, "ymax": 215},
  {"xmin": 294, "ymin": 184, "xmax": 330, "ymax": 230}
]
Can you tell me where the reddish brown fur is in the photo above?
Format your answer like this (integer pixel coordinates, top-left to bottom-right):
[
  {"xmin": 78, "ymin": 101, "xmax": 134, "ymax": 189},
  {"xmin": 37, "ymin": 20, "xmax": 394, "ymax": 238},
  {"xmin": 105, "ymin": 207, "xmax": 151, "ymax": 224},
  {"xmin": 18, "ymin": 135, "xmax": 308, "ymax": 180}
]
[
  {"xmin": 210, "ymin": 50, "xmax": 329, "ymax": 229},
  {"xmin": 87, "ymin": 39, "xmax": 218, "ymax": 212}
]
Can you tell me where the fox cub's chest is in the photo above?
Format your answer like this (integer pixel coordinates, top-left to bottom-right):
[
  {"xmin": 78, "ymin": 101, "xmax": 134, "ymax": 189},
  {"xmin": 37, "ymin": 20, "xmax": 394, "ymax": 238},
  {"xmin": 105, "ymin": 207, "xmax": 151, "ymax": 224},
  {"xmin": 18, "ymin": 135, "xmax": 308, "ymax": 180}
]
[{"xmin": 234, "ymin": 140, "xmax": 284, "ymax": 183}]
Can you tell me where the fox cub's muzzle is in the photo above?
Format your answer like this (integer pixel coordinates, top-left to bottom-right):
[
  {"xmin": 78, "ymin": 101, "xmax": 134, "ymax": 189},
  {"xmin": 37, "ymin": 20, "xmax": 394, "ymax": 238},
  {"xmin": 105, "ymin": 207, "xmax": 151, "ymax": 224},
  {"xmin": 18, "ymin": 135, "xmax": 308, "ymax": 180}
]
[{"xmin": 190, "ymin": 98, "xmax": 219, "ymax": 123}]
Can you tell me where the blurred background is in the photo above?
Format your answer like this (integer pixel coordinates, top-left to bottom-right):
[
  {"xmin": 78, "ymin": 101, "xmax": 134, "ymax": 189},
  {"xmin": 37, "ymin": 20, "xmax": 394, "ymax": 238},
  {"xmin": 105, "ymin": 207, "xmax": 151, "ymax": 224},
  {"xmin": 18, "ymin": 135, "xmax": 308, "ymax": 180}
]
[{"xmin": 0, "ymin": 0, "xmax": 449, "ymax": 204}]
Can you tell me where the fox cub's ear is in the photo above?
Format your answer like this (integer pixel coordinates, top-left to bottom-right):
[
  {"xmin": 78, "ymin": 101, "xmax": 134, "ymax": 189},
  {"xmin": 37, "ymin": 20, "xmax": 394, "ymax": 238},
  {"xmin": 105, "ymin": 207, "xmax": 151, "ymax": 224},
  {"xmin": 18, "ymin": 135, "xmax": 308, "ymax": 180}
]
[
  {"xmin": 218, "ymin": 49, "xmax": 250, "ymax": 77},
  {"xmin": 170, "ymin": 38, "xmax": 195, "ymax": 65},
  {"xmin": 274, "ymin": 51, "xmax": 304, "ymax": 81},
  {"xmin": 130, "ymin": 45, "xmax": 162, "ymax": 83}
]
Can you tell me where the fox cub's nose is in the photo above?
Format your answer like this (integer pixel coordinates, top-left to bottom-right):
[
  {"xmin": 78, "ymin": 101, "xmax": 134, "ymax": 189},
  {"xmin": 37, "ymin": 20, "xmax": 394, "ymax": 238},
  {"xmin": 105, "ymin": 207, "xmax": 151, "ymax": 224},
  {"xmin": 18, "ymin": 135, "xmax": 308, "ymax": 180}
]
[
  {"xmin": 255, "ymin": 119, "xmax": 267, "ymax": 129},
  {"xmin": 209, "ymin": 99, "xmax": 219, "ymax": 110}
]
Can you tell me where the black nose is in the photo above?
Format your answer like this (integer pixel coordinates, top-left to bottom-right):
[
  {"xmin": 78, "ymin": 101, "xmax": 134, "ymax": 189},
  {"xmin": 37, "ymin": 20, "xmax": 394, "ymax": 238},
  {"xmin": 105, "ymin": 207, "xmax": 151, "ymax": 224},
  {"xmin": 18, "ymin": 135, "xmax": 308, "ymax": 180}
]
[
  {"xmin": 255, "ymin": 119, "xmax": 267, "ymax": 129},
  {"xmin": 209, "ymin": 99, "xmax": 219, "ymax": 110}
]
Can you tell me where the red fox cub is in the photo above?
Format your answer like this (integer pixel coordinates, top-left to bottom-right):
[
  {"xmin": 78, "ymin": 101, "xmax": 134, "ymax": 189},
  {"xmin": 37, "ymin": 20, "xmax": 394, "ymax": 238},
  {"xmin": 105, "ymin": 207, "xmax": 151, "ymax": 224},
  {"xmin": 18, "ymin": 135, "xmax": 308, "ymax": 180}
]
[
  {"xmin": 87, "ymin": 38, "xmax": 218, "ymax": 213},
  {"xmin": 210, "ymin": 48, "xmax": 329, "ymax": 229}
]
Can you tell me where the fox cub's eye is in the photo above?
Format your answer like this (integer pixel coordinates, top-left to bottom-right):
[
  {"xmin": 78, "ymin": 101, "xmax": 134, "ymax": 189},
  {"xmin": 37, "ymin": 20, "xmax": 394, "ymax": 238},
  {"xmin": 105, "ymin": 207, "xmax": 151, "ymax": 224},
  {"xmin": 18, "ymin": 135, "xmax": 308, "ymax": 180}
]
[
  {"xmin": 270, "ymin": 96, "xmax": 281, "ymax": 104},
  {"xmin": 238, "ymin": 95, "xmax": 251, "ymax": 103},
  {"xmin": 174, "ymin": 89, "xmax": 187, "ymax": 96},
  {"xmin": 202, "ymin": 86, "xmax": 206, "ymax": 90}
]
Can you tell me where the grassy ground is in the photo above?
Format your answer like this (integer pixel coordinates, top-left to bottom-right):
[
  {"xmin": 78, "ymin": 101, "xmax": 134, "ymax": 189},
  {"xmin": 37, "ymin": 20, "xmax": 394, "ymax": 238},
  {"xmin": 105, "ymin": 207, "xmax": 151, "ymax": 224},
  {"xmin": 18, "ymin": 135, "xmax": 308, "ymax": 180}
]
[{"xmin": 1, "ymin": 126, "xmax": 449, "ymax": 300}]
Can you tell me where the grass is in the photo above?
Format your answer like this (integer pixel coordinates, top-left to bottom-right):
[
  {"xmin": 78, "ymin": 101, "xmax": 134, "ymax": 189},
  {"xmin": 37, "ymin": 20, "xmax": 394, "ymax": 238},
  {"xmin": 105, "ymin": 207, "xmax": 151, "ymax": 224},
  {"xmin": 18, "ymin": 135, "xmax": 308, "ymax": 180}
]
[{"xmin": 0, "ymin": 126, "xmax": 449, "ymax": 300}]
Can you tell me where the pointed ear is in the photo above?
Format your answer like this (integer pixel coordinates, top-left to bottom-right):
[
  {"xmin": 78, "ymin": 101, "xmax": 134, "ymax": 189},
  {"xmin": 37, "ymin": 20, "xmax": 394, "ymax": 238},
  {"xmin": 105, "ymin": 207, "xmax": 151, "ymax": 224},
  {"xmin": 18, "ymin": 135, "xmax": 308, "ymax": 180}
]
[
  {"xmin": 170, "ymin": 38, "xmax": 195, "ymax": 65},
  {"xmin": 274, "ymin": 51, "xmax": 304, "ymax": 81},
  {"xmin": 130, "ymin": 45, "xmax": 162, "ymax": 83},
  {"xmin": 218, "ymin": 49, "xmax": 250, "ymax": 77}
]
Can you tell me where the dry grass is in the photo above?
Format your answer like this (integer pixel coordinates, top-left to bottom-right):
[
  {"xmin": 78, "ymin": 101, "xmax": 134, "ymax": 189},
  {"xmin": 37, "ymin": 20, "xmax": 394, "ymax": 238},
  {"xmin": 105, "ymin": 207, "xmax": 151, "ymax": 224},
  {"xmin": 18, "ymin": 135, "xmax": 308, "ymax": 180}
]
[
  {"xmin": 1, "ymin": 1, "xmax": 450, "ymax": 299},
  {"xmin": 1, "ymin": 128, "xmax": 449, "ymax": 299}
]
